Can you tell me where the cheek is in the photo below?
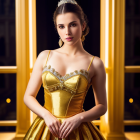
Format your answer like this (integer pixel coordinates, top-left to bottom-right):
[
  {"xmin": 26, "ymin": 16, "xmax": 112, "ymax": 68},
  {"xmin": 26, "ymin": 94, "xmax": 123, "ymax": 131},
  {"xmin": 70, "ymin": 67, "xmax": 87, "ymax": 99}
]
[
  {"xmin": 57, "ymin": 29, "xmax": 62, "ymax": 35},
  {"xmin": 73, "ymin": 28, "xmax": 82, "ymax": 37},
  {"xmin": 58, "ymin": 30, "xmax": 64, "ymax": 39}
]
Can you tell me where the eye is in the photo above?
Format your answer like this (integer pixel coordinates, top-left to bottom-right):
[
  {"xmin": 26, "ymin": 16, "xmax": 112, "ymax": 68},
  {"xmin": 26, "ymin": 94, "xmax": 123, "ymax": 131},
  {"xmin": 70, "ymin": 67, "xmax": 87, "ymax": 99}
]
[
  {"xmin": 71, "ymin": 23, "xmax": 76, "ymax": 27},
  {"xmin": 59, "ymin": 26, "xmax": 64, "ymax": 29},
  {"xmin": 59, "ymin": 23, "xmax": 76, "ymax": 29}
]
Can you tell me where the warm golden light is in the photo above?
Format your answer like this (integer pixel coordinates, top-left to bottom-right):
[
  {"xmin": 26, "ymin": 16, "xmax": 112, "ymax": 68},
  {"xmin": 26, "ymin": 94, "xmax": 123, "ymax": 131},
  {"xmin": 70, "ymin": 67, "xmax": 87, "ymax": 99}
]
[
  {"xmin": 104, "ymin": 0, "xmax": 109, "ymax": 124},
  {"xmin": 105, "ymin": 0, "xmax": 109, "ymax": 68},
  {"xmin": 129, "ymin": 98, "xmax": 133, "ymax": 103},
  {"xmin": 6, "ymin": 98, "xmax": 11, "ymax": 103},
  {"xmin": 29, "ymin": 0, "xmax": 33, "ymax": 69},
  {"xmin": 29, "ymin": 0, "xmax": 33, "ymax": 124},
  {"xmin": 105, "ymin": 73, "xmax": 108, "ymax": 123}
]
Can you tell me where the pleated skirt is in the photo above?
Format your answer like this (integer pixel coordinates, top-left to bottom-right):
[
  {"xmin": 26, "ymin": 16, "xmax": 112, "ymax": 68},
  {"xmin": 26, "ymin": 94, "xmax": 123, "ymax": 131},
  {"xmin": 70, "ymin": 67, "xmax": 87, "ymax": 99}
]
[{"xmin": 23, "ymin": 115, "xmax": 106, "ymax": 140}]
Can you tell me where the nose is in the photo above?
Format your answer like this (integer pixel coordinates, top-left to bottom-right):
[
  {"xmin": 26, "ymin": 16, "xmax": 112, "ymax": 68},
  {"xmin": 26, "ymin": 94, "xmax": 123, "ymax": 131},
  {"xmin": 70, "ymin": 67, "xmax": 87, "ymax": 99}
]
[{"xmin": 65, "ymin": 27, "xmax": 71, "ymax": 35}]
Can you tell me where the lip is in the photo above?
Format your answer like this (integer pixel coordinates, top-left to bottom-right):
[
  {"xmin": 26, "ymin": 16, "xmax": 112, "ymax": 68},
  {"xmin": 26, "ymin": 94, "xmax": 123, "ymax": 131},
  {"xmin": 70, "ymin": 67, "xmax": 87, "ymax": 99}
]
[
  {"xmin": 66, "ymin": 37, "xmax": 73, "ymax": 39},
  {"xmin": 66, "ymin": 38, "xmax": 73, "ymax": 41}
]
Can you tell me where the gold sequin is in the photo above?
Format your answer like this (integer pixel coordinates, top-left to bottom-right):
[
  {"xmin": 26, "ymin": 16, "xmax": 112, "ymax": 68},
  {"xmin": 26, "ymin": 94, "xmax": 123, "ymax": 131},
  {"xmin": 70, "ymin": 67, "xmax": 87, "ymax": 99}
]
[
  {"xmin": 52, "ymin": 68, "xmax": 55, "ymax": 72},
  {"xmin": 70, "ymin": 72, "xmax": 74, "ymax": 75},
  {"xmin": 56, "ymin": 72, "xmax": 59, "ymax": 76},
  {"xmin": 80, "ymin": 69, "xmax": 84, "ymax": 73},
  {"xmin": 74, "ymin": 70, "xmax": 78, "ymax": 73},
  {"xmin": 65, "ymin": 74, "xmax": 69, "ymax": 77}
]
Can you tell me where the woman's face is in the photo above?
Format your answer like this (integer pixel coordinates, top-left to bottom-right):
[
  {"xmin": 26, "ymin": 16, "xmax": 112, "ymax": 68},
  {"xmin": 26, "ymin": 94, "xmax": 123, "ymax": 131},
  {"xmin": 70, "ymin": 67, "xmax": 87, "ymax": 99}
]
[{"xmin": 56, "ymin": 12, "xmax": 85, "ymax": 46}]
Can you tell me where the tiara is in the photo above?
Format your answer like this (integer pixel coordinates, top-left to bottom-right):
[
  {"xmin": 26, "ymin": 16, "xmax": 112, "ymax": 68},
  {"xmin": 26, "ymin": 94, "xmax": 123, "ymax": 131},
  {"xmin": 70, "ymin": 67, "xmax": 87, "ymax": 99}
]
[{"xmin": 58, "ymin": 0, "xmax": 78, "ymax": 7}]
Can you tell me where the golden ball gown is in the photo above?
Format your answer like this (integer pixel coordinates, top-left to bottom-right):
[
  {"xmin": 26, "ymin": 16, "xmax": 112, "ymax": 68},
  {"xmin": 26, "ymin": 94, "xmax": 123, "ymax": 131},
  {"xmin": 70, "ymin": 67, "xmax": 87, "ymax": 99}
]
[{"xmin": 23, "ymin": 50, "xmax": 106, "ymax": 140}]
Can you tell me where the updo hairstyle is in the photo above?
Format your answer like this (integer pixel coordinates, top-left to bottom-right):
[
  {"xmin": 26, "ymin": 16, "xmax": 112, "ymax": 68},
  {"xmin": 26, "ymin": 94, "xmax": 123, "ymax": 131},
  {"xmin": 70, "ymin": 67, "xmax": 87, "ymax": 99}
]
[{"xmin": 53, "ymin": 3, "xmax": 90, "ymax": 46}]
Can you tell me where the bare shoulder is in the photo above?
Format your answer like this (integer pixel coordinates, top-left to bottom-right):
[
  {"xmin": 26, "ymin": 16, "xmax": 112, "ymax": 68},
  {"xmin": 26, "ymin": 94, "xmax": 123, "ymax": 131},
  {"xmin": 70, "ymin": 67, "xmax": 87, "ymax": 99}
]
[
  {"xmin": 91, "ymin": 56, "xmax": 106, "ymax": 76},
  {"xmin": 93, "ymin": 56, "xmax": 105, "ymax": 69},
  {"xmin": 37, "ymin": 50, "xmax": 50, "ymax": 58},
  {"xmin": 33, "ymin": 50, "xmax": 51, "ymax": 70}
]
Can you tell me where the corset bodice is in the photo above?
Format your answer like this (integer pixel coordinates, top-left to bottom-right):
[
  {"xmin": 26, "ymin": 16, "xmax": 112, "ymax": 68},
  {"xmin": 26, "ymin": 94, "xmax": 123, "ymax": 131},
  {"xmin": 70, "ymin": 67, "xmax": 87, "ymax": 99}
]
[{"xmin": 42, "ymin": 65, "xmax": 91, "ymax": 118}]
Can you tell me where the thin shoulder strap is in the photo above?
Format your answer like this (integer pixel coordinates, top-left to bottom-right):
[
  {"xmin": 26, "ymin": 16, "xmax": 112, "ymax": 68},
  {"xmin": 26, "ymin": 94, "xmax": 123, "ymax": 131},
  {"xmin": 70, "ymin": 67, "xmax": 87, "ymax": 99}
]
[
  {"xmin": 87, "ymin": 56, "xmax": 95, "ymax": 71},
  {"xmin": 45, "ymin": 50, "xmax": 51, "ymax": 65}
]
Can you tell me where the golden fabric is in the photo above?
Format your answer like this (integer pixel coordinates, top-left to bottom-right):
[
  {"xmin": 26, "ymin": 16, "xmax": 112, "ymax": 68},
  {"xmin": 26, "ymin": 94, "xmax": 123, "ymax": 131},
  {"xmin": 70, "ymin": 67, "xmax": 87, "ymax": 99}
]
[{"xmin": 23, "ymin": 50, "xmax": 106, "ymax": 140}]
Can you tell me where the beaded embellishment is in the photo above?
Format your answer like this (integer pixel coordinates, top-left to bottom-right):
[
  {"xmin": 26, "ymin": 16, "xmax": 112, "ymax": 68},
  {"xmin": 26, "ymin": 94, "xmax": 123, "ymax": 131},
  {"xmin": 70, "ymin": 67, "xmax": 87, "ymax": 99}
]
[
  {"xmin": 42, "ymin": 65, "xmax": 90, "ymax": 93},
  {"xmin": 42, "ymin": 65, "xmax": 89, "ymax": 82},
  {"xmin": 46, "ymin": 83, "xmax": 76, "ymax": 94}
]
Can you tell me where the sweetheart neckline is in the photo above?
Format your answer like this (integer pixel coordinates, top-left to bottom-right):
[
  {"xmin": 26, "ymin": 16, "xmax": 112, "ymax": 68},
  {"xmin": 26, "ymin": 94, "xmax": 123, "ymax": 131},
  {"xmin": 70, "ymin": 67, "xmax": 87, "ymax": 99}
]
[
  {"xmin": 42, "ymin": 65, "xmax": 89, "ymax": 77},
  {"xmin": 42, "ymin": 65, "xmax": 91, "ymax": 84}
]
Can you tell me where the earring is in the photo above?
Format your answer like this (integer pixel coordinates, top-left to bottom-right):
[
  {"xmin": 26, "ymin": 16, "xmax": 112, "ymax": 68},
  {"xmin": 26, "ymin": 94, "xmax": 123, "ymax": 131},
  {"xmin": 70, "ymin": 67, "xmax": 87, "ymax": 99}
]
[
  {"xmin": 81, "ymin": 34, "xmax": 85, "ymax": 42},
  {"xmin": 59, "ymin": 37, "xmax": 63, "ymax": 47}
]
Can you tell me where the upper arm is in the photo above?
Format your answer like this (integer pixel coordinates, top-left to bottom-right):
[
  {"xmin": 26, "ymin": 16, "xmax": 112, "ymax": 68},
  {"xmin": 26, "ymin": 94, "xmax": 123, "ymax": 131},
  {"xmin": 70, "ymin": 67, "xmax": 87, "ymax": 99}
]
[
  {"xmin": 91, "ymin": 57, "xmax": 107, "ymax": 109},
  {"xmin": 24, "ymin": 50, "xmax": 49, "ymax": 99}
]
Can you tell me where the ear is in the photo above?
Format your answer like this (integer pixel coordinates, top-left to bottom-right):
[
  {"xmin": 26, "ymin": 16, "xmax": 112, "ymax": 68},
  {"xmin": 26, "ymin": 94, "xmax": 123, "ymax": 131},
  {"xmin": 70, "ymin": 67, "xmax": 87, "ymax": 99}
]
[{"xmin": 82, "ymin": 21, "xmax": 86, "ymax": 31}]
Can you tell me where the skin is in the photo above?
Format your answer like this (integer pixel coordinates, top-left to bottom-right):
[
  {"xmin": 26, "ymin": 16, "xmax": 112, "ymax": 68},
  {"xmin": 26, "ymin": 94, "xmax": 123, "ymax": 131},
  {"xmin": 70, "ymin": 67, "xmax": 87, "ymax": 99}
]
[{"xmin": 24, "ymin": 12, "xmax": 107, "ymax": 139}]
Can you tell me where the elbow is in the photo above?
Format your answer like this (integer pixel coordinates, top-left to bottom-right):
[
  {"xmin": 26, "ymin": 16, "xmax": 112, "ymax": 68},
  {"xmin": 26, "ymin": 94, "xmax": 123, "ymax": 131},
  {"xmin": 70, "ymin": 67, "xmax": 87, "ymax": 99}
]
[
  {"xmin": 103, "ymin": 104, "xmax": 107, "ymax": 115},
  {"xmin": 100, "ymin": 103, "xmax": 107, "ymax": 115}
]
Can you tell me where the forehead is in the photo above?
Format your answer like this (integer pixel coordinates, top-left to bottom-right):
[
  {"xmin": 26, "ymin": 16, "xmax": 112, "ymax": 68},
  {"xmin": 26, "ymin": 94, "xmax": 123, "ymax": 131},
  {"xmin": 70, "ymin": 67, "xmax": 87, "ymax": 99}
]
[{"xmin": 56, "ymin": 12, "xmax": 80, "ymax": 24}]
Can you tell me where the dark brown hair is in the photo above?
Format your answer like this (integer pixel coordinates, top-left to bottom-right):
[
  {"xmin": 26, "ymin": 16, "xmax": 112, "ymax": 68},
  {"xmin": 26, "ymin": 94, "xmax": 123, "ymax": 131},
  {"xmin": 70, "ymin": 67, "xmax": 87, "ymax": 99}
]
[{"xmin": 53, "ymin": 3, "xmax": 90, "ymax": 45}]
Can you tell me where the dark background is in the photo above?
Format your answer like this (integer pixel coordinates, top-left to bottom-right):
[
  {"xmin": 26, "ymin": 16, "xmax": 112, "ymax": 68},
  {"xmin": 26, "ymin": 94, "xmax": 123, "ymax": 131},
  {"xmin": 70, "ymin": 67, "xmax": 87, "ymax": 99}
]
[{"xmin": 0, "ymin": 0, "xmax": 140, "ymax": 132}]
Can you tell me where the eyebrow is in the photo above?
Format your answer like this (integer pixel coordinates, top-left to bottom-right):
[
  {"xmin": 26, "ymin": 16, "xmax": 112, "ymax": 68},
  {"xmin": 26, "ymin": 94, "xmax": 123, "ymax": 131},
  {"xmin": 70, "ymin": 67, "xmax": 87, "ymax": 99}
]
[{"xmin": 57, "ymin": 21, "xmax": 77, "ymax": 26}]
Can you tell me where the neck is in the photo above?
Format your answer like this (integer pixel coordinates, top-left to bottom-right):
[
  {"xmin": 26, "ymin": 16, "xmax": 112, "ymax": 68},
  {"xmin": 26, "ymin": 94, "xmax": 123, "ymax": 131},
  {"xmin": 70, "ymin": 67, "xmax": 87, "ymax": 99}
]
[{"xmin": 60, "ymin": 39, "xmax": 85, "ymax": 56}]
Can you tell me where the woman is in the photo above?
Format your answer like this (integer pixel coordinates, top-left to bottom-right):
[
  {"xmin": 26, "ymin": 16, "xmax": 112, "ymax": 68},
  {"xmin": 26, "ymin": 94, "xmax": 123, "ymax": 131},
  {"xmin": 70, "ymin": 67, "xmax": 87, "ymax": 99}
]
[{"xmin": 23, "ymin": 0, "xmax": 107, "ymax": 139}]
